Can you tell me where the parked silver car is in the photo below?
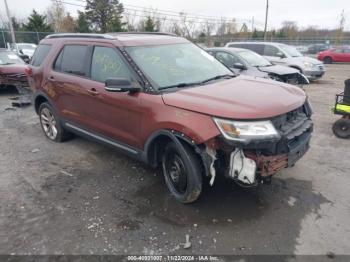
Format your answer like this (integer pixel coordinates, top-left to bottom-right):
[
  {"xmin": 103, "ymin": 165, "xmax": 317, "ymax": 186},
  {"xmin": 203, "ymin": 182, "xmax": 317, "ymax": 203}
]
[
  {"xmin": 225, "ymin": 42, "xmax": 325, "ymax": 81},
  {"xmin": 207, "ymin": 47, "xmax": 309, "ymax": 85}
]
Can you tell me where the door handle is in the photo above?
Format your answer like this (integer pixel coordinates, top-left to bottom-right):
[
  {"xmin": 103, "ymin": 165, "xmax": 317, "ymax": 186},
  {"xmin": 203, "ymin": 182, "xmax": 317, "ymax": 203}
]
[
  {"xmin": 87, "ymin": 88, "xmax": 99, "ymax": 96},
  {"xmin": 48, "ymin": 76, "xmax": 56, "ymax": 82}
]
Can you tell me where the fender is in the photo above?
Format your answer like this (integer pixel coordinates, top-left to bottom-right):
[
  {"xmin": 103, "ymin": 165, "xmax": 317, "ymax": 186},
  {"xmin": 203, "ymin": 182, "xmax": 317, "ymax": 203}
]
[
  {"xmin": 142, "ymin": 129, "xmax": 211, "ymax": 177},
  {"xmin": 33, "ymin": 91, "xmax": 52, "ymax": 114}
]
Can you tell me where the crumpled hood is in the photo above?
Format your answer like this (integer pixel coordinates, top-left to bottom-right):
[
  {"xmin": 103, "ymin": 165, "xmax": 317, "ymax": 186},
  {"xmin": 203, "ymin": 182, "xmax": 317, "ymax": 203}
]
[
  {"xmin": 258, "ymin": 64, "xmax": 299, "ymax": 75},
  {"xmin": 162, "ymin": 75, "xmax": 306, "ymax": 119}
]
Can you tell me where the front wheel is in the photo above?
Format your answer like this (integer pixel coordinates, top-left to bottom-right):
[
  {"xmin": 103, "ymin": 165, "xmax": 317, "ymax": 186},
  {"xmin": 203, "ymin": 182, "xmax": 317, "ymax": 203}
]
[
  {"xmin": 324, "ymin": 57, "xmax": 333, "ymax": 64},
  {"xmin": 332, "ymin": 118, "xmax": 350, "ymax": 139},
  {"xmin": 162, "ymin": 141, "xmax": 202, "ymax": 204}
]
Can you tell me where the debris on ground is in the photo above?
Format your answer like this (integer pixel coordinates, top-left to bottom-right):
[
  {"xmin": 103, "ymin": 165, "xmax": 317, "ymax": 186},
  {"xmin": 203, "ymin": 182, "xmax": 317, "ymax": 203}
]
[
  {"xmin": 30, "ymin": 148, "xmax": 40, "ymax": 153},
  {"xmin": 181, "ymin": 234, "xmax": 191, "ymax": 249},
  {"xmin": 4, "ymin": 107, "xmax": 16, "ymax": 111},
  {"xmin": 60, "ymin": 170, "xmax": 74, "ymax": 177}
]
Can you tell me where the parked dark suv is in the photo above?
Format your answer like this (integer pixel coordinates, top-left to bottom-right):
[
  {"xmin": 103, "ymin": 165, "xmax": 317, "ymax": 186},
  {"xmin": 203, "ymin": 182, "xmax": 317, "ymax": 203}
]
[{"xmin": 27, "ymin": 33, "xmax": 313, "ymax": 203}]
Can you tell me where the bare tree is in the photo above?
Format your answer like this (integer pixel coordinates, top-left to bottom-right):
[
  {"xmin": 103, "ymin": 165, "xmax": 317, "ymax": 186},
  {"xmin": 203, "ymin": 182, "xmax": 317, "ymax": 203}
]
[
  {"xmin": 335, "ymin": 10, "xmax": 346, "ymax": 44},
  {"xmin": 46, "ymin": 0, "xmax": 66, "ymax": 32},
  {"xmin": 281, "ymin": 21, "xmax": 298, "ymax": 39}
]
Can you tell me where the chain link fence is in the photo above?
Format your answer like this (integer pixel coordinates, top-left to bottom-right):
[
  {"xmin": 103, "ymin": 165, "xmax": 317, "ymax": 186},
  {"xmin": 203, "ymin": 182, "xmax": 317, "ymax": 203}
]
[
  {"xmin": 0, "ymin": 30, "xmax": 53, "ymax": 48},
  {"xmin": 1, "ymin": 30, "xmax": 349, "ymax": 50}
]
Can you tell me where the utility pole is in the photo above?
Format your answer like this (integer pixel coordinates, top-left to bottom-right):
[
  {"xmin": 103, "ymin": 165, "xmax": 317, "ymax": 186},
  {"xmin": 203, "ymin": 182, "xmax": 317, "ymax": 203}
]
[
  {"xmin": 263, "ymin": 0, "xmax": 269, "ymax": 41},
  {"xmin": 3, "ymin": 0, "xmax": 16, "ymax": 44}
]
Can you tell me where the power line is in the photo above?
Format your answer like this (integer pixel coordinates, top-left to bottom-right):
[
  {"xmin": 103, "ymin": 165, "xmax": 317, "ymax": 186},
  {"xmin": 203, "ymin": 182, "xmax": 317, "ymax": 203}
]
[
  {"xmin": 68, "ymin": 0, "xmax": 258, "ymax": 25},
  {"xmin": 58, "ymin": 0, "xmax": 249, "ymax": 26}
]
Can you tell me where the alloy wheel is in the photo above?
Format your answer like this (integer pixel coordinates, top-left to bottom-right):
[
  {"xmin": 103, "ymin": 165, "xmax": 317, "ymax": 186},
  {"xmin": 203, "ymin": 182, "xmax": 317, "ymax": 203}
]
[{"xmin": 40, "ymin": 107, "xmax": 58, "ymax": 140}]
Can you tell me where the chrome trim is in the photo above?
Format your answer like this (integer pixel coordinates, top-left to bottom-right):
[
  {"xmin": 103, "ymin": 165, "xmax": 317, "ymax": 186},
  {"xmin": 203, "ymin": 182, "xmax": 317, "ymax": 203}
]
[{"xmin": 65, "ymin": 123, "xmax": 138, "ymax": 154}]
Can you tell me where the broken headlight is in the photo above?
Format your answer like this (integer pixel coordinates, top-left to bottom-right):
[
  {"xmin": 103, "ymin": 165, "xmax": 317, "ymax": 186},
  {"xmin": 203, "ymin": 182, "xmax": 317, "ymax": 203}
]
[{"xmin": 213, "ymin": 118, "xmax": 281, "ymax": 143}]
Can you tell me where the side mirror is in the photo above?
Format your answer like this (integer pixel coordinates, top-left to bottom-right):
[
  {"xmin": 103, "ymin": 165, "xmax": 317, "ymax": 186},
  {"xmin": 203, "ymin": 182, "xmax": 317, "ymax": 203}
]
[
  {"xmin": 276, "ymin": 52, "xmax": 285, "ymax": 58},
  {"xmin": 105, "ymin": 78, "xmax": 140, "ymax": 93},
  {"xmin": 19, "ymin": 49, "xmax": 23, "ymax": 54},
  {"xmin": 232, "ymin": 63, "xmax": 247, "ymax": 70}
]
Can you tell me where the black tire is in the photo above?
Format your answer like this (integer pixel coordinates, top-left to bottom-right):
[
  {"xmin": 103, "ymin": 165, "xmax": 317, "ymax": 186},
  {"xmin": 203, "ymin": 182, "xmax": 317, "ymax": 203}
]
[
  {"xmin": 162, "ymin": 141, "xmax": 202, "ymax": 204},
  {"xmin": 38, "ymin": 102, "xmax": 72, "ymax": 142},
  {"xmin": 324, "ymin": 57, "xmax": 333, "ymax": 64},
  {"xmin": 332, "ymin": 118, "xmax": 350, "ymax": 139}
]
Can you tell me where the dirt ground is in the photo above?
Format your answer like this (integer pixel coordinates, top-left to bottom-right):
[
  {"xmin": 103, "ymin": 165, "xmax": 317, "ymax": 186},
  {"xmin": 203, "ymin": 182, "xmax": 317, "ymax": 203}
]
[{"xmin": 0, "ymin": 64, "xmax": 349, "ymax": 257}]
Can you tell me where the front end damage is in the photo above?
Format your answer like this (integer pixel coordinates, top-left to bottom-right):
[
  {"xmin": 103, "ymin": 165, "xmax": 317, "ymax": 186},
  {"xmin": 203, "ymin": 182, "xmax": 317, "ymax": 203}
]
[{"xmin": 200, "ymin": 101, "xmax": 313, "ymax": 187}]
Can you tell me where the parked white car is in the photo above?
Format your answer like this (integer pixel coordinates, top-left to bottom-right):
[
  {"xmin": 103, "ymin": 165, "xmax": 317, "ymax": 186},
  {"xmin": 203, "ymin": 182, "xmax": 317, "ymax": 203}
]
[
  {"xmin": 225, "ymin": 42, "xmax": 325, "ymax": 81},
  {"xmin": 11, "ymin": 43, "xmax": 37, "ymax": 59}
]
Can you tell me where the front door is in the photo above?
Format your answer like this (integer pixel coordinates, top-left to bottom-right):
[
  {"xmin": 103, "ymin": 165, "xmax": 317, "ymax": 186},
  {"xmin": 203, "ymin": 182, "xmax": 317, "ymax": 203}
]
[{"xmin": 79, "ymin": 45, "xmax": 143, "ymax": 149}]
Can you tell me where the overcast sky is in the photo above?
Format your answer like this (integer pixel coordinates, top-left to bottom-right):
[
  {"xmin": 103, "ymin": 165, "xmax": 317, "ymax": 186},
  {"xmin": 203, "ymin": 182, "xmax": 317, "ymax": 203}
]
[{"xmin": 0, "ymin": 0, "xmax": 349, "ymax": 30}]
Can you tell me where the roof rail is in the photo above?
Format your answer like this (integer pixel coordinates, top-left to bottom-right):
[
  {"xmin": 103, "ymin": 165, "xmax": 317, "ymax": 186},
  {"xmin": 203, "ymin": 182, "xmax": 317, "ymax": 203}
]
[
  {"xmin": 45, "ymin": 33, "xmax": 114, "ymax": 39},
  {"xmin": 107, "ymin": 32, "xmax": 177, "ymax": 37},
  {"xmin": 44, "ymin": 32, "xmax": 178, "ymax": 41}
]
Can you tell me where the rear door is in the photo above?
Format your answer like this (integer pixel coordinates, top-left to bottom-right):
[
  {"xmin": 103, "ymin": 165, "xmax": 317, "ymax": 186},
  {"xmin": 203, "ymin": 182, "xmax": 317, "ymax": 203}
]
[
  {"xmin": 48, "ymin": 44, "xmax": 92, "ymax": 127},
  {"xmin": 332, "ymin": 48, "xmax": 345, "ymax": 62},
  {"xmin": 343, "ymin": 49, "xmax": 350, "ymax": 62}
]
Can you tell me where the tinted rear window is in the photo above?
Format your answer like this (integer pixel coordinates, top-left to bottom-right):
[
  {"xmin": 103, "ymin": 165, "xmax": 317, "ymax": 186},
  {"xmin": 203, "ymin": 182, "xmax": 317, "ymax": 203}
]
[
  {"xmin": 31, "ymin": 44, "xmax": 51, "ymax": 66},
  {"xmin": 54, "ymin": 45, "xmax": 89, "ymax": 76}
]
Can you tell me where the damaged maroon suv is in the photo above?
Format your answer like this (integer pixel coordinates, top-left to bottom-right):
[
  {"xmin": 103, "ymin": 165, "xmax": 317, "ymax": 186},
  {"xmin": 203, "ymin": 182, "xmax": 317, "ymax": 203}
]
[{"xmin": 27, "ymin": 33, "xmax": 313, "ymax": 203}]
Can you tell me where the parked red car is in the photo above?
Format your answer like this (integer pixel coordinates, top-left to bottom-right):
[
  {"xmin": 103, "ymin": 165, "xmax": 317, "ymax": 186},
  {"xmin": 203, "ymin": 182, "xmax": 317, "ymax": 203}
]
[
  {"xmin": 0, "ymin": 48, "xmax": 28, "ymax": 88},
  {"xmin": 317, "ymin": 47, "xmax": 350, "ymax": 64}
]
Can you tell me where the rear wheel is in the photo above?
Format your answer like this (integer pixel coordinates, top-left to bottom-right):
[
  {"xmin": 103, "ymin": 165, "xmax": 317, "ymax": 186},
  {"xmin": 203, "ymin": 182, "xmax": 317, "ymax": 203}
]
[
  {"xmin": 332, "ymin": 118, "xmax": 350, "ymax": 139},
  {"xmin": 162, "ymin": 141, "xmax": 202, "ymax": 203},
  {"xmin": 39, "ymin": 102, "xmax": 71, "ymax": 142},
  {"xmin": 324, "ymin": 56, "xmax": 333, "ymax": 64}
]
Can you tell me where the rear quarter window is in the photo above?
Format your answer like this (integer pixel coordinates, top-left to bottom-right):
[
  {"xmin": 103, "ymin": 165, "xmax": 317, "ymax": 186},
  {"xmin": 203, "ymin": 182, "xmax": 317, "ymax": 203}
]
[{"xmin": 31, "ymin": 44, "xmax": 52, "ymax": 66}]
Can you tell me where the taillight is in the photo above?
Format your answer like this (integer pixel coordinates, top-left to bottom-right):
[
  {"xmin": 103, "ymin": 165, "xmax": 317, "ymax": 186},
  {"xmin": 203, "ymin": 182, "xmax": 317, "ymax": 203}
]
[{"xmin": 24, "ymin": 66, "xmax": 33, "ymax": 77}]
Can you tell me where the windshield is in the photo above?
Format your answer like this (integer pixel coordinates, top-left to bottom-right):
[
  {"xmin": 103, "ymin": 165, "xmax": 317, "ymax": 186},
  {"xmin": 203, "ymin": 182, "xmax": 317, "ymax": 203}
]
[
  {"xmin": 0, "ymin": 51, "xmax": 24, "ymax": 65},
  {"xmin": 17, "ymin": 44, "xmax": 36, "ymax": 50},
  {"xmin": 237, "ymin": 50, "xmax": 272, "ymax": 67},
  {"xmin": 278, "ymin": 44, "xmax": 303, "ymax": 57},
  {"xmin": 125, "ymin": 43, "xmax": 233, "ymax": 89}
]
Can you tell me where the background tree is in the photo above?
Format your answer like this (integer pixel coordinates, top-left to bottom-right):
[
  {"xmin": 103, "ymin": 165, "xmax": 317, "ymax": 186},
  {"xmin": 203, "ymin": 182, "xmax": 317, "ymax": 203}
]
[
  {"xmin": 335, "ymin": 10, "xmax": 346, "ymax": 44},
  {"xmin": 46, "ymin": 0, "xmax": 65, "ymax": 32},
  {"xmin": 11, "ymin": 17, "xmax": 22, "ymax": 31},
  {"xmin": 85, "ymin": 0, "xmax": 125, "ymax": 33},
  {"xmin": 75, "ymin": 11, "xmax": 90, "ymax": 33},
  {"xmin": 23, "ymin": 9, "xmax": 52, "ymax": 32},
  {"xmin": 280, "ymin": 21, "xmax": 298, "ymax": 39},
  {"xmin": 61, "ymin": 13, "xmax": 76, "ymax": 32},
  {"xmin": 144, "ymin": 16, "xmax": 158, "ymax": 32}
]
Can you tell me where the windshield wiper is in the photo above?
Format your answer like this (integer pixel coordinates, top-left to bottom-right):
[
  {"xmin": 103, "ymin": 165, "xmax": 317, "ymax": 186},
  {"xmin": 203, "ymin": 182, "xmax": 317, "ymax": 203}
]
[
  {"xmin": 200, "ymin": 74, "xmax": 235, "ymax": 84},
  {"xmin": 2, "ymin": 62, "xmax": 15, "ymax": 65},
  {"xmin": 158, "ymin": 82, "xmax": 201, "ymax": 90}
]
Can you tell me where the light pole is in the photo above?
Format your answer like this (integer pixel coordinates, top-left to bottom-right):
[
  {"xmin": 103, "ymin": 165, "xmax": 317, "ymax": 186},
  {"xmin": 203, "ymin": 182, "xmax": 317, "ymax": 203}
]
[
  {"xmin": 3, "ymin": 0, "xmax": 16, "ymax": 44},
  {"xmin": 263, "ymin": 0, "xmax": 269, "ymax": 41}
]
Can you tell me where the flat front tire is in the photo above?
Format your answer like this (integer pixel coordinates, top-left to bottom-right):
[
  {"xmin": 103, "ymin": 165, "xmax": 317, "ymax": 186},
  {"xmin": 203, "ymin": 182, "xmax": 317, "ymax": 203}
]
[
  {"xmin": 39, "ymin": 102, "xmax": 71, "ymax": 142},
  {"xmin": 162, "ymin": 141, "xmax": 202, "ymax": 204}
]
